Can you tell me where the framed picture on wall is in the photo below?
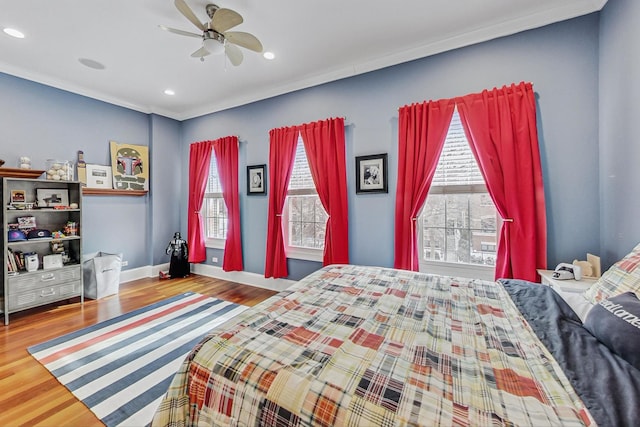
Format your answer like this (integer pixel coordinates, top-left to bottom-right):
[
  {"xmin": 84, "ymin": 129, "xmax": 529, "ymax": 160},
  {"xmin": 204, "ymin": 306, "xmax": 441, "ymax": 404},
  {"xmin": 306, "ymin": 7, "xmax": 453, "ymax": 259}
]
[
  {"xmin": 86, "ymin": 164, "xmax": 113, "ymax": 189},
  {"xmin": 110, "ymin": 141, "xmax": 149, "ymax": 191},
  {"xmin": 247, "ymin": 164, "xmax": 267, "ymax": 195},
  {"xmin": 355, "ymin": 153, "xmax": 388, "ymax": 194},
  {"xmin": 36, "ymin": 188, "xmax": 69, "ymax": 208}
]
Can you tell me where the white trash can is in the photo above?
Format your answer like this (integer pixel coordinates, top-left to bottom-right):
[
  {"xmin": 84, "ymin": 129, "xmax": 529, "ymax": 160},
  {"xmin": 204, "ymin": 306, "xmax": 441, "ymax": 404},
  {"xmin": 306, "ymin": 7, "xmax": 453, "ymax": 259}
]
[{"xmin": 83, "ymin": 252, "xmax": 122, "ymax": 299}]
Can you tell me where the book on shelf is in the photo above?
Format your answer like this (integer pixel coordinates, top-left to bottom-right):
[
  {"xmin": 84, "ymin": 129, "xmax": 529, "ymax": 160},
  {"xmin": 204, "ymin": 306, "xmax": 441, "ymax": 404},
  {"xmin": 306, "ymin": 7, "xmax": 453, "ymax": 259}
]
[
  {"xmin": 7, "ymin": 249, "xmax": 17, "ymax": 272},
  {"xmin": 7, "ymin": 249, "xmax": 25, "ymax": 272},
  {"xmin": 14, "ymin": 250, "xmax": 24, "ymax": 271}
]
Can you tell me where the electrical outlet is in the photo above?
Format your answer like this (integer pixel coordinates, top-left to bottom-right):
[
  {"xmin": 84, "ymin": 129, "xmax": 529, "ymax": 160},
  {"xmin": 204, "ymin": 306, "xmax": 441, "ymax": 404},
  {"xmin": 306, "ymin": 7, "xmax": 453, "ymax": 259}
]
[
  {"xmin": 211, "ymin": 257, "xmax": 218, "ymax": 263},
  {"xmin": 121, "ymin": 260, "xmax": 128, "ymax": 267}
]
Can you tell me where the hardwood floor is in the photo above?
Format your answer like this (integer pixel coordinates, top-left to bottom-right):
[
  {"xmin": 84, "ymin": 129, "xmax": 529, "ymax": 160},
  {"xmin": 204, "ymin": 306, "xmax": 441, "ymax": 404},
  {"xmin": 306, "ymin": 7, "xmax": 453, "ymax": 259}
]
[{"xmin": 0, "ymin": 274, "xmax": 277, "ymax": 427}]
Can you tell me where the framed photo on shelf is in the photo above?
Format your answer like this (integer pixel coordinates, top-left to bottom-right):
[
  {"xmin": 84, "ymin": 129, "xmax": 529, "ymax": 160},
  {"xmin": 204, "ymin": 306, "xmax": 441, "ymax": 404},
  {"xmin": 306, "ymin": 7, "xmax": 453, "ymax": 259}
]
[
  {"xmin": 86, "ymin": 164, "xmax": 113, "ymax": 189},
  {"xmin": 36, "ymin": 188, "xmax": 69, "ymax": 208},
  {"xmin": 355, "ymin": 153, "xmax": 388, "ymax": 194},
  {"xmin": 10, "ymin": 190, "xmax": 26, "ymax": 204},
  {"xmin": 247, "ymin": 164, "xmax": 267, "ymax": 195}
]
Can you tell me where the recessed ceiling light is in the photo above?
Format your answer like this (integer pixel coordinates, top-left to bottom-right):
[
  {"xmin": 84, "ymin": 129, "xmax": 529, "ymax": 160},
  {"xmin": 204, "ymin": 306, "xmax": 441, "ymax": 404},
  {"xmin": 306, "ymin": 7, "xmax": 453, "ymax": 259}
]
[
  {"xmin": 3, "ymin": 28, "xmax": 25, "ymax": 39},
  {"xmin": 263, "ymin": 51, "xmax": 275, "ymax": 60},
  {"xmin": 164, "ymin": 89, "xmax": 175, "ymax": 96},
  {"xmin": 78, "ymin": 58, "xmax": 106, "ymax": 70}
]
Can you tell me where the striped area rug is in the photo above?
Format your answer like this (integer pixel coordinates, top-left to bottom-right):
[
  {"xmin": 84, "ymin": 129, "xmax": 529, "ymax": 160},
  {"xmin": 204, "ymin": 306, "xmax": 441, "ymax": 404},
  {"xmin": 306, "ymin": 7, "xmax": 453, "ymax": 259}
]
[{"xmin": 28, "ymin": 292, "xmax": 248, "ymax": 427}]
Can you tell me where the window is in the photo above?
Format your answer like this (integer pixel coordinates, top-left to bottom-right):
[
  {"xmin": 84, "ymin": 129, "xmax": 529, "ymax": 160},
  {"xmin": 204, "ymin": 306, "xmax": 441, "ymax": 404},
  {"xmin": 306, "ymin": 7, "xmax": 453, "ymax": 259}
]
[
  {"xmin": 283, "ymin": 138, "xmax": 328, "ymax": 261},
  {"xmin": 203, "ymin": 154, "xmax": 227, "ymax": 248},
  {"xmin": 419, "ymin": 109, "xmax": 498, "ymax": 279}
]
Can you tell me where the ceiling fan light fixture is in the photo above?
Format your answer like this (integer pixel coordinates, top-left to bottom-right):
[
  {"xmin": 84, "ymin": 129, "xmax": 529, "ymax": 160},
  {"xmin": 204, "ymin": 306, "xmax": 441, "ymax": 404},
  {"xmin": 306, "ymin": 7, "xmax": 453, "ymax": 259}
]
[
  {"xmin": 263, "ymin": 51, "xmax": 275, "ymax": 60},
  {"xmin": 203, "ymin": 35, "xmax": 224, "ymax": 55},
  {"xmin": 164, "ymin": 1, "xmax": 260, "ymax": 66}
]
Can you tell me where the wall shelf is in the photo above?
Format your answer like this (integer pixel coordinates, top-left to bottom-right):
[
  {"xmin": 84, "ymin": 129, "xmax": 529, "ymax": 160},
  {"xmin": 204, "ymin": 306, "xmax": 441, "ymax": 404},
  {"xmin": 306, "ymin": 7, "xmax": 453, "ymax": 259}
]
[
  {"xmin": 0, "ymin": 168, "xmax": 45, "ymax": 179},
  {"xmin": 82, "ymin": 188, "xmax": 148, "ymax": 196}
]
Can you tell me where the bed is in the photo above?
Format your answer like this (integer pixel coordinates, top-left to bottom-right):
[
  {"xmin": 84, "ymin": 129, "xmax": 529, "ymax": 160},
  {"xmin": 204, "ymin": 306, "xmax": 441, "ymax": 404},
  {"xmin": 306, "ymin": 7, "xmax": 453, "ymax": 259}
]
[{"xmin": 152, "ymin": 253, "xmax": 640, "ymax": 426}]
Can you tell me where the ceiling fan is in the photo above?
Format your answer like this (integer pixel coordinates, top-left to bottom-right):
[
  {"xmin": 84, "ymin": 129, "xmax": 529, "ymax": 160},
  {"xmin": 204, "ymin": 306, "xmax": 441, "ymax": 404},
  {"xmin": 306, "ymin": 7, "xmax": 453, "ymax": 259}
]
[{"xmin": 160, "ymin": 0, "xmax": 263, "ymax": 66}]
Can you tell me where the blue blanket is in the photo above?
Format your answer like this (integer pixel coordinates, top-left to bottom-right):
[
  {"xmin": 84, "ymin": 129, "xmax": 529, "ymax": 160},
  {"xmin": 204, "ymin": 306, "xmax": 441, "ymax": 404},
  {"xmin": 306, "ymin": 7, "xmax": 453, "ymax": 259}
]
[{"xmin": 501, "ymin": 279, "xmax": 640, "ymax": 427}]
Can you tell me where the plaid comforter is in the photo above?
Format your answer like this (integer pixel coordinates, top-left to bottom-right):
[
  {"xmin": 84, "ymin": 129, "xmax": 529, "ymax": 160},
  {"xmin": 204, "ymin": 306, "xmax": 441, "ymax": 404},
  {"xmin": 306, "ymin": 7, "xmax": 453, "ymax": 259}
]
[{"xmin": 152, "ymin": 265, "xmax": 593, "ymax": 426}]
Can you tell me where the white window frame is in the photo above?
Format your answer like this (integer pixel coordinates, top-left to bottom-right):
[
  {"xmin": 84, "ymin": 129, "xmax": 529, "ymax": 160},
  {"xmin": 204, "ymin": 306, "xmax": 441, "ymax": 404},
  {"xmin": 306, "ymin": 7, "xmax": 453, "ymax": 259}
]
[
  {"xmin": 418, "ymin": 184, "xmax": 497, "ymax": 281},
  {"xmin": 202, "ymin": 154, "xmax": 227, "ymax": 249},
  {"xmin": 417, "ymin": 109, "xmax": 497, "ymax": 281},
  {"xmin": 282, "ymin": 139, "xmax": 327, "ymax": 262}
]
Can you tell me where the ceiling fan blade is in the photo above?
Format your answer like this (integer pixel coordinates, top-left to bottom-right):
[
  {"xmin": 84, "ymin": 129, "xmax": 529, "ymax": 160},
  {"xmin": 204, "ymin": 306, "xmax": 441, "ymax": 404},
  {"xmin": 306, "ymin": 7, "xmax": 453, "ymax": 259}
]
[
  {"xmin": 174, "ymin": 0, "xmax": 206, "ymax": 31},
  {"xmin": 211, "ymin": 8, "xmax": 243, "ymax": 32},
  {"xmin": 190, "ymin": 46, "xmax": 211, "ymax": 58},
  {"xmin": 225, "ymin": 31, "xmax": 263, "ymax": 53},
  {"xmin": 158, "ymin": 25, "xmax": 201, "ymax": 38},
  {"xmin": 225, "ymin": 43, "xmax": 243, "ymax": 66}
]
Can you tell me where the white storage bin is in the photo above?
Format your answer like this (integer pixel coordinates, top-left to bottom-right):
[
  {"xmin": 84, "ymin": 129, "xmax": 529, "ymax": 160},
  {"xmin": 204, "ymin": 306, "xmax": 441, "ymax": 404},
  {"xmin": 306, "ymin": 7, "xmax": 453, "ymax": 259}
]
[{"xmin": 83, "ymin": 252, "xmax": 122, "ymax": 299}]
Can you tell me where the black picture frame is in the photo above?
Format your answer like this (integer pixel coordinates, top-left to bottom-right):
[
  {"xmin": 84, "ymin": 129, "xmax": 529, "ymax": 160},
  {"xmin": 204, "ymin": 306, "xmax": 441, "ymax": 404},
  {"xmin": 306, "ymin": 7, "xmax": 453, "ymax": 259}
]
[
  {"xmin": 247, "ymin": 164, "xmax": 267, "ymax": 195},
  {"xmin": 355, "ymin": 153, "xmax": 388, "ymax": 194}
]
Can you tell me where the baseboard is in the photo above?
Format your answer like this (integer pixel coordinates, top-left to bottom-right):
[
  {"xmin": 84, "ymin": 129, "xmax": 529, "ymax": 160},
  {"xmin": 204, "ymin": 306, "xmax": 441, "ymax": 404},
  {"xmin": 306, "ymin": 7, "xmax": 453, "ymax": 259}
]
[
  {"xmin": 120, "ymin": 264, "xmax": 156, "ymax": 283},
  {"xmin": 119, "ymin": 263, "xmax": 169, "ymax": 284},
  {"xmin": 192, "ymin": 264, "xmax": 295, "ymax": 292},
  {"xmin": 120, "ymin": 262, "xmax": 294, "ymax": 293}
]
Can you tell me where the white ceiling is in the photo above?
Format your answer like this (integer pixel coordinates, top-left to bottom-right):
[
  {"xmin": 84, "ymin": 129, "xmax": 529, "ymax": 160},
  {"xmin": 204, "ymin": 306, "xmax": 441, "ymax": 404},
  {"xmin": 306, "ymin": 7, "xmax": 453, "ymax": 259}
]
[{"xmin": 0, "ymin": 0, "xmax": 605, "ymax": 121}]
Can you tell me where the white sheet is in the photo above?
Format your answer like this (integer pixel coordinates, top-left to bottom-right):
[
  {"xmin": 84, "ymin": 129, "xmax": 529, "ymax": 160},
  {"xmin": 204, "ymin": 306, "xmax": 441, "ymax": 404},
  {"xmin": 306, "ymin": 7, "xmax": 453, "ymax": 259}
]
[{"xmin": 554, "ymin": 289, "xmax": 594, "ymax": 322}]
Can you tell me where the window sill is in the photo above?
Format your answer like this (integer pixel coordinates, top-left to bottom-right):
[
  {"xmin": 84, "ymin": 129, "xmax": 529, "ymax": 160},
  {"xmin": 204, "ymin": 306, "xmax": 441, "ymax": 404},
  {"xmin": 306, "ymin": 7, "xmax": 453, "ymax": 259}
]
[
  {"xmin": 286, "ymin": 246, "xmax": 323, "ymax": 262},
  {"xmin": 419, "ymin": 260, "xmax": 495, "ymax": 281},
  {"xmin": 205, "ymin": 238, "xmax": 225, "ymax": 250}
]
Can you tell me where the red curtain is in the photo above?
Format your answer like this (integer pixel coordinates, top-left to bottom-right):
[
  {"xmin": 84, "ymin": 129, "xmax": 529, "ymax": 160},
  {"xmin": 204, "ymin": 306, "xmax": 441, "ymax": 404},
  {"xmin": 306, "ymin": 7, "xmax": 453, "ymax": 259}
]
[
  {"xmin": 394, "ymin": 99, "xmax": 456, "ymax": 271},
  {"xmin": 299, "ymin": 118, "xmax": 349, "ymax": 266},
  {"xmin": 456, "ymin": 82, "xmax": 547, "ymax": 281},
  {"xmin": 213, "ymin": 136, "xmax": 243, "ymax": 271},
  {"xmin": 264, "ymin": 126, "xmax": 299, "ymax": 278},
  {"xmin": 187, "ymin": 140, "xmax": 215, "ymax": 263}
]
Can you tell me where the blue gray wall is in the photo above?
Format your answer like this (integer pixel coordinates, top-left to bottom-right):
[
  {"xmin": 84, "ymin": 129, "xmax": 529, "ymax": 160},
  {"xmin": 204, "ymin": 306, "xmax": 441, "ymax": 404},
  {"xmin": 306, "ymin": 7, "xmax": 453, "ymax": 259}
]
[
  {"xmin": 2, "ymin": 6, "xmax": 636, "ymax": 278},
  {"xmin": 149, "ymin": 114, "xmax": 183, "ymax": 265},
  {"xmin": 0, "ymin": 76, "xmax": 175, "ymax": 269},
  {"xmin": 599, "ymin": 0, "xmax": 640, "ymax": 267},
  {"xmin": 181, "ymin": 13, "xmax": 602, "ymax": 278}
]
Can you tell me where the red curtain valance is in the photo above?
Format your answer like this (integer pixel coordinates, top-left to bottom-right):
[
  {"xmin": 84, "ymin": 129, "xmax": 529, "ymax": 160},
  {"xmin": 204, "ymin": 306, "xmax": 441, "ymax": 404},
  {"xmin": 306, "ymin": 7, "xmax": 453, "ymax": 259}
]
[
  {"xmin": 264, "ymin": 126, "xmax": 299, "ymax": 278},
  {"xmin": 299, "ymin": 117, "xmax": 350, "ymax": 266},
  {"xmin": 456, "ymin": 82, "xmax": 546, "ymax": 281},
  {"xmin": 265, "ymin": 117, "xmax": 349, "ymax": 278},
  {"xmin": 394, "ymin": 82, "xmax": 547, "ymax": 281},
  {"xmin": 187, "ymin": 140, "xmax": 215, "ymax": 264},
  {"xmin": 213, "ymin": 136, "xmax": 243, "ymax": 271},
  {"xmin": 187, "ymin": 136, "xmax": 243, "ymax": 272},
  {"xmin": 394, "ymin": 99, "xmax": 455, "ymax": 271}
]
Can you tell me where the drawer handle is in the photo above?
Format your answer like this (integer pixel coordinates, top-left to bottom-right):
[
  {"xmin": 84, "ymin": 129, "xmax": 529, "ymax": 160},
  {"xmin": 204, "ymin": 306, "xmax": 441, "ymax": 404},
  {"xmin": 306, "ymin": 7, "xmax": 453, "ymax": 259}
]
[
  {"xmin": 40, "ymin": 273, "xmax": 56, "ymax": 282},
  {"xmin": 40, "ymin": 289, "xmax": 56, "ymax": 297}
]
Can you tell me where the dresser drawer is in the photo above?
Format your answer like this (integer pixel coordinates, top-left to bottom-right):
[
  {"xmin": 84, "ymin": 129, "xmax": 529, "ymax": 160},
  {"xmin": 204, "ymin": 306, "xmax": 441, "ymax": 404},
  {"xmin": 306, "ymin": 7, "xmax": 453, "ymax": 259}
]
[
  {"xmin": 7, "ymin": 281, "xmax": 81, "ymax": 311},
  {"xmin": 7, "ymin": 266, "xmax": 82, "ymax": 295}
]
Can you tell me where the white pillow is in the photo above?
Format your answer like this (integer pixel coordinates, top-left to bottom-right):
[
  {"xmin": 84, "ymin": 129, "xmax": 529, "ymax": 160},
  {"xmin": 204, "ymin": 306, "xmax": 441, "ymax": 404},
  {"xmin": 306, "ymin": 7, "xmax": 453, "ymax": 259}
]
[{"xmin": 555, "ymin": 290, "xmax": 594, "ymax": 322}]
